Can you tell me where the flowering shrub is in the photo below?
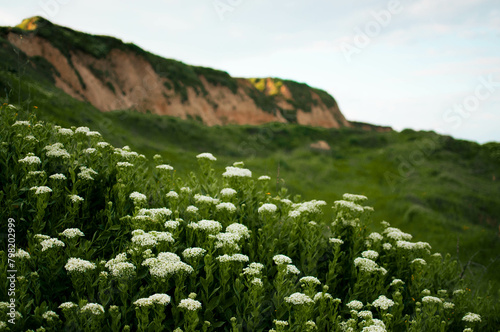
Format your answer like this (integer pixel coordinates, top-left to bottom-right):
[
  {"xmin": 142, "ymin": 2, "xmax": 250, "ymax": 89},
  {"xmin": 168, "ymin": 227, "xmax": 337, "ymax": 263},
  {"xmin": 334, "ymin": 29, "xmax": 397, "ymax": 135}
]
[{"xmin": 0, "ymin": 104, "xmax": 498, "ymax": 331}]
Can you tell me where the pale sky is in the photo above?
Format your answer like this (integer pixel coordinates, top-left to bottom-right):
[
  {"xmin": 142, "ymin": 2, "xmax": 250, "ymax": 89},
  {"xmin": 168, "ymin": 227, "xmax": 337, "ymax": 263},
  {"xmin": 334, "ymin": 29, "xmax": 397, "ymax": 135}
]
[{"xmin": 1, "ymin": 0, "xmax": 499, "ymax": 143}]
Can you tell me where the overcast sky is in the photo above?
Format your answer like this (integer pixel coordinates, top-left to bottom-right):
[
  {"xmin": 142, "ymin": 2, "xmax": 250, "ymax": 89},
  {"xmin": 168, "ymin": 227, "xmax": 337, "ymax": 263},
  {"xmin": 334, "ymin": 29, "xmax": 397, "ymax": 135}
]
[{"xmin": 1, "ymin": 0, "xmax": 499, "ymax": 143}]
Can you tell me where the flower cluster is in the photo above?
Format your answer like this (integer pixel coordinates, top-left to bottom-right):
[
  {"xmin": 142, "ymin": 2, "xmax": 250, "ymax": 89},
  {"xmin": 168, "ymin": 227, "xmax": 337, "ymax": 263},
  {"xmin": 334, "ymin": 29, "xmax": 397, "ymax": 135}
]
[
  {"xmin": 284, "ymin": 293, "xmax": 314, "ymax": 305},
  {"xmin": 65, "ymin": 258, "xmax": 96, "ymax": 273},
  {"xmin": 222, "ymin": 166, "xmax": 252, "ymax": 178}
]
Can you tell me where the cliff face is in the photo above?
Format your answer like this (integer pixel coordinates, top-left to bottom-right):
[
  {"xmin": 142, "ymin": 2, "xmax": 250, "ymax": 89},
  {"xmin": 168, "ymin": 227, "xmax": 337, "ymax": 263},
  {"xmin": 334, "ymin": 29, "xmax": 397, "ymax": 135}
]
[{"xmin": 1, "ymin": 17, "xmax": 386, "ymax": 131}]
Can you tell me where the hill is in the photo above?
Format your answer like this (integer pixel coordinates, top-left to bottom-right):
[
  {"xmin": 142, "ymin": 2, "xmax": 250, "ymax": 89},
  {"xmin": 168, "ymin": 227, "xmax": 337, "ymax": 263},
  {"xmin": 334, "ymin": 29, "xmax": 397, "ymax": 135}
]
[{"xmin": 0, "ymin": 16, "xmax": 393, "ymax": 130}]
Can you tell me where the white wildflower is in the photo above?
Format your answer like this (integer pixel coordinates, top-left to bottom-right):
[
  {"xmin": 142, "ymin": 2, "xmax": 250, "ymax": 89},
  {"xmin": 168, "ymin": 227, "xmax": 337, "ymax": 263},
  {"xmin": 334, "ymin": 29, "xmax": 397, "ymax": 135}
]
[
  {"xmin": 61, "ymin": 228, "xmax": 85, "ymax": 238},
  {"xmin": 80, "ymin": 303, "xmax": 104, "ymax": 315},
  {"xmin": 65, "ymin": 258, "xmax": 96, "ymax": 273},
  {"xmin": 31, "ymin": 186, "xmax": 52, "ymax": 195},
  {"xmin": 129, "ymin": 191, "xmax": 147, "ymax": 203},
  {"xmin": 216, "ymin": 202, "xmax": 237, "ymax": 213},
  {"xmin": 164, "ymin": 219, "xmax": 180, "ymax": 229},
  {"xmin": 68, "ymin": 194, "xmax": 84, "ymax": 204},
  {"xmin": 182, "ymin": 247, "xmax": 207, "ymax": 259},
  {"xmin": 462, "ymin": 312, "xmax": 481, "ymax": 323},
  {"xmin": 226, "ymin": 223, "xmax": 250, "ymax": 239},
  {"xmin": 258, "ymin": 203, "xmax": 277, "ymax": 214},
  {"xmin": 186, "ymin": 205, "xmax": 198, "ymax": 214},
  {"xmin": 347, "ymin": 300, "xmax": 363, "ymax": 310},
  {"xmin": 329, "ymin": 238, "xmax": 344, "ymax": 245},
  {"xmin": 166, "ymin": 191, "xmax": 179, "ymax": 199},
  {"xmin": 372, "ymin": 295, "xmax": 395, "ymax": 310},
  {"xmin": 196, "ymin": 152, "xmax": 216, "ymax": 161},
  {"xmin": 300, "ymin": 276, "xmax": 321, "ymax": 285},
  {"xmin": 286, "ymin": 264, "xmax": 301, "ymax": 275},
  {"xmin": 58, "ymin": 128, "xmax": 74, "ymax": 136},
  {"xmin": 178, "ymin": 298, "xmax": 202, "ymax": 311},
  {"xmin": 343, "ymin": 193, "xmax": 368, "ymax": 202},
  {"xmin": 156, "ymin": 164, "xmax": 174, "ymax": 171},
  {"xmin": 40, "ymin": 238, "xmax": 65, "ymax": 251},
  {"xmin": 49, "ymin": 173, "xmax": 66, "ymax": 180},
  {"xmin": 117, "ymin": 161, "xmax": 134, "ymax": 167},
  {"xmin": 84, "ymin": 148, "xmax": 97, "ymax": 154},
  {"xmin": 258, "ymin": 175, "xmax": 271, "ymax": 181},
  {"xmin": 19, "ymin": 154, "xmax": 41, "ymax": 165},
  {"xmin": 13, "ymin": 249, "xmax": 30, "ymax": 259},
  {"xmin": 422, "ymin": 296, "xmax": 442, "ymax": 304},
  {"xmin": 273, "ymin": 254, "xmax": 292, "ymax": 265},
  {"xmin": 223, "ymin": 166, "xmax": 252, "ymax": 178},
  {"xmin": 284, "ymin": 293, "xmax": 314, "ymax": 305},
  {"xmin": 361, "ymin": 250, "xmax": 379, "ymax": 260}
]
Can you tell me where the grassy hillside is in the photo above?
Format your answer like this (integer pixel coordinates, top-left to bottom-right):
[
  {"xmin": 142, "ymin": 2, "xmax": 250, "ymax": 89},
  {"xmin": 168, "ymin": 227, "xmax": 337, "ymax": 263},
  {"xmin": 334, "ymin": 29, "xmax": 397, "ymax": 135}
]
[
  {"xmin": 1, "ymin": 57, "xmax": 499, "ymax": 295},
  {"xmin": 1, "ymin": 17, "xmax": 499, "ymax": 293}
]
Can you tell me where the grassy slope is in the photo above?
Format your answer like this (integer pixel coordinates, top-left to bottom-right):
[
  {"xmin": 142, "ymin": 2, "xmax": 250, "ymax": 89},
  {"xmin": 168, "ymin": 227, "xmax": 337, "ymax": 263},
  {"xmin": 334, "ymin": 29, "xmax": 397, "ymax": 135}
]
[{"xmin": 1, "ymin": 27, "xmax": 499, "ymax": 291}]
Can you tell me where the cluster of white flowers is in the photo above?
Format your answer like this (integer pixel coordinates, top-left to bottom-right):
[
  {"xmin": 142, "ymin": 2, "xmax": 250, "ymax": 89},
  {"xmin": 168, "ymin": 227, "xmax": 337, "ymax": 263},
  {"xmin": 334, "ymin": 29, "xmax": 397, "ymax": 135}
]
[
  {"xmin": 243, "ymin": 262, "xmax": 265, "ymax": 276},
  {"xmin": 24, "ymin": 135, "xmax": 38, "ymax": 142},
  {"xmin": 60, "ymin": 228, "xmax": 85, "ymax": 239},
  {"xmin": 368, "ymin": 232, "xmax": 383, "ymax": 242},
  {"xmin": 354, "ymin": 257, "xmax": 386, "ymax": 274},
  {"xmin": 411, "ymin": 258, "xmax": 427, "ymax": 266},
  {"xmin": 216, "ymin": 202, "xmax": 237, "ymax": 213},
  {"xmin": 40, "ymin": 238, "xmax": 65, "ymax": 251},
  {"xmin": 273, "ymin": 254, "xmax": 292, "ymax": 265},
  {"xmin": 182, "ymin": 247, "xmax": 207, "ymax": 259},
  {"xmin": 58, "ymin": 128, "xmax": 74, "ymax": 136},
  {"xmin": 68, "ymin": 194, "xmax": 84, "ymax": 204},
  {"xmin": 361, "ymin": 250, "xmax": 379, "ymax": 260},
  {"xmin": 258, "ymin": 175, "xmax": 271, "ymax": 181},
  {"xmin": 42, "ymin": 310, "xmax": 59, "ymax": 321},
  {"xmin": 284, "ymin": 293, "xmax": 314, "ymax": 305},
  {"xmin": 186, "ymin": 205, "xmax": 199, "ymax": 214},
  {"xmin": 194, "ymin": 194, "xmax": 220, "ymax": 205},
  {"xmin": 187, "ymin": 219, "xmax": 222, "ymax": 234},
  {"xmin": 258, "ymin": 203, "xmax": 278, "ymax": 214},
  {"xmin": 372, "ymin": 295, "xmax": 395, "ymax": 310},
  {"xmin": 114, "ymin": 146, "xmax": 140, "ymax": 160},
  {"xmin": 44, "ymin": 143, "xmax": 71, "ymax": 159},
  {"xmin": 59, "ymin": 302, "xmax": 77, "ymax": 310},
  {"xmin": 358, "ymin": 310, "xmax": 373, "ymax": 320},
  {"xmin": 390, "ymin": 279, "xmax": 404, "ymax": 287},
  {"xmin": 137, "ymin": 207, "xmax": 172, "ymax": 221},
  {"xmin": 134, "ymin": 293, "xmax": 171, "ymax": 307},
  {"xmin": 166, "ymin": 191, "xmax": 179, "ymax": 199},
  {"xmin": 143, "ymin": 252, "xmax": 193, "ymax": 278},
  {"xmin": 105, "ymin": 253, "xmax": 136, "ymax": 278},
  {"xmin": 280, "ymin": 198, "xmax": 292, "ymax": 205},
  {"xmin": 156, "ymin": 164, "xmax": 174, "ymax": 171},
  {"xmin": 19, "ymin": 154, "xmax": 41, "ymax": 165},
  {"xmin": 329, "ymin": 237, "xmax": 344, "ymax": 246},
  {"xmin": 12, "ymin": 120, "xmax": 31, "ymax": 126},
  {"xmin": 333, "ymin": 200, "xmax": 364, "ymax": 213},
  {"xmin": 65, "ymin": 258, "xmax": 96, "ymax": 273},
  {"xmin": 286, "ymin": 264, "xmax": 301, "ymax": 275},
  {"xmin": 196, "ymin": 152, "xmax": 216, "ymax": 161},
  {"xmin": 131, "ymin": 229, "xmax": 174, "ymax": 247},
  {"xmin": 14, "ymin": 249, "xmax": 30, "ymax": 259},
  {"xmin": 396, "ymin": 240, "xmax": 431, "ymax": 251},
  {"xmin": 75, "ymin": 126, "xmax": 90, "ymax": 134},
  {"xmin": 422, "ymin": 296, "xmax": 442, "ymax": 304},
  {"xmin": 343, "ymin": 193, "xmax": 368, "ymax": 203},
  {"xmin": 50, "ymin": 173, "xmax": 67, "ymax": 180},
  {"xmin": 117, "ymin": 161, "xmax": 134, "ymax": 168},
  {"xmin": 223, "ymin": 166, "xmax": 252, "ymax": 178},
  {"xmin": 361, "ymin": 324, "xmax": 386, "ymax": 332},
  {"xmin": 86, "ymin": 131, "xmax": 101, "ymax": 138},
  {"xmin": 313, "ymin": 292, "xmax": 334, "ymax": 301},
  {"xmin": 220, "ymin": 188, "xmax": 237, "ymax": 197},
  {"xmin": 180, "ymin": 187, "xmax": 192, "ymax": 194},
  {"xmin": 384, "ymin": 227, "xmax": 413, "ymax": 241},
  {"xmin": 31, "ymin": 186, "xmax": 52, "ymax": 195},
  {"xmin": 78, "ymin": 166, "xmax": 98, "ymax": 181},
  {"xmin": 289, "ymin": 200, "xmax": 327, "ymax": 217},
  {"xmin": 273, "ymin": 320, "xmax": 288, "ymax": 327},
  {"xmin": 84, "ymin": 148, "xmax": 97, "ymax": 154},
  {"xmin": 300, "ymin": 276, "xmax": 321, "ymax": 285},
  {"xmin": 178, "ymin": 298, "xmax": 202, "ymax": 311},
  {"xmin": 226, "ymin": 223, "xmax": 250, "ymax": 239},
  {"xmin": 216, "ymin": 253, "xmax": 249, "ymax": 263},
  {"xmin": 347, "ymin": 300, "xmax": 364, "ymax": 310},
  {"xmin": 80, "ymin": 303, "xmax": 105, "ymax": 315},
  {"xmin": 129, "ymin": 191, "xmax": 147, "ymax": 204},
  {"xmin": 212, "ymin": 232, "xmax": 242, "ymax": 251},
  {"xmin": 443, "ymin": 302, "xmax": 455, "ymax": 309},
  {"xmin": 462, "ymin": 312, "xmax": 481, "ymax": 323},
  {"xmin": 164, "ymin": 219, "xmax": 180, "ymax": 229},
  {"xmin": 97, "ymin": 142, "xmax": 110, "ymax": 148}
]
